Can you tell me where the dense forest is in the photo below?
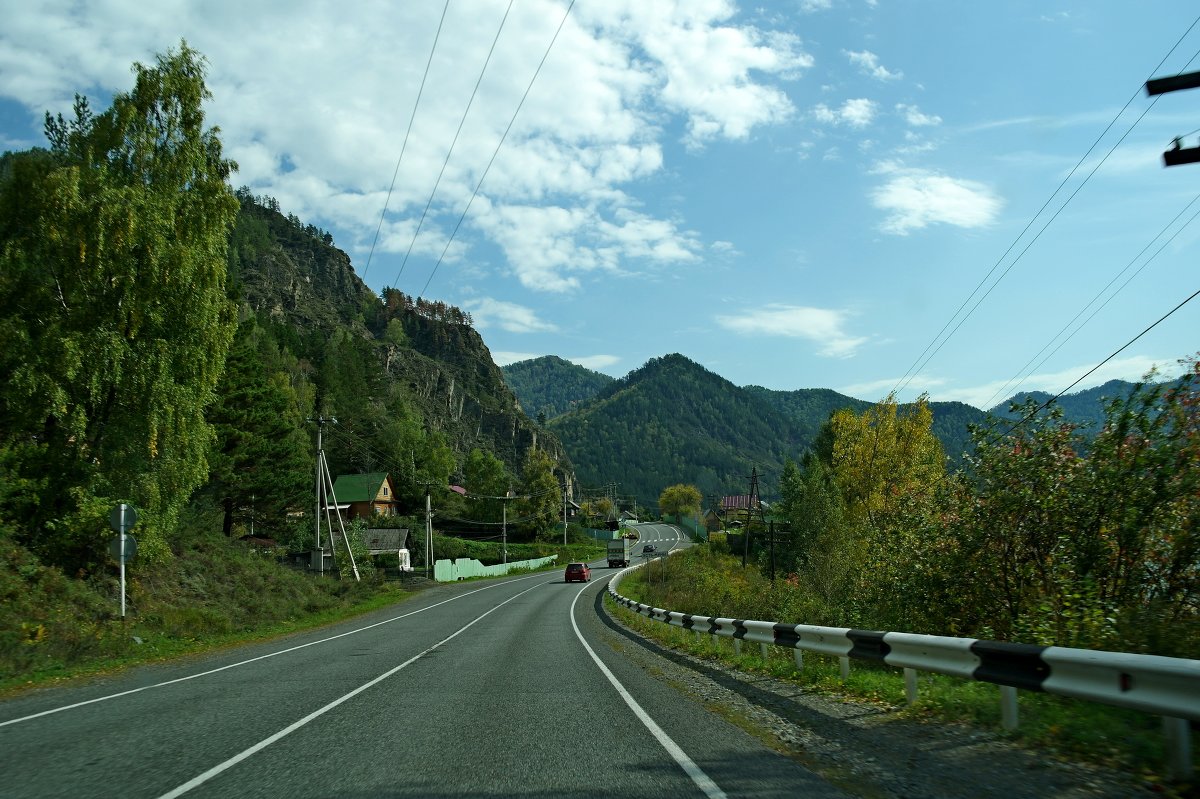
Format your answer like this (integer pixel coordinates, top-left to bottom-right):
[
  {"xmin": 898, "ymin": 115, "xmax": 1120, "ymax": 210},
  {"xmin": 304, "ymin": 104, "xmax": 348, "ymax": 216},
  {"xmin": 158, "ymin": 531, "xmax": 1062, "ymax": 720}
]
[{"xmin": 500, "ymin": 355, "xmax": 615, "ymax": 422}]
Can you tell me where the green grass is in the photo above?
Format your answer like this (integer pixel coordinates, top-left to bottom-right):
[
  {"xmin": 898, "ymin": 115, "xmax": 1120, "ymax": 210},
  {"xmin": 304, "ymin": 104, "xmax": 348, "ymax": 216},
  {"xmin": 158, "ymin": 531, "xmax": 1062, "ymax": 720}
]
[{"xmin": 611, "ymin": 558, "xmax": 1197, "ymax": 786}]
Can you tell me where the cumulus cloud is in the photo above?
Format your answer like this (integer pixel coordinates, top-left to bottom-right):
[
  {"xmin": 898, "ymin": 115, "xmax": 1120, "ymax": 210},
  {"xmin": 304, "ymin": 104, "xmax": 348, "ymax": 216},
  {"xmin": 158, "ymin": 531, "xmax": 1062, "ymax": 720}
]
[
  {"xmin": 871, "ymin": 166, "xmax": 1002, "ymax": 234},
  {"xmin": 715, "ymin": 305, "xmax": 866, "ymax": 358},
  {"xmin": 813, "ymin": 98, "xmax": 878, "ymax": 128},
  {"xmin": 896, "ymin": 103, "xmax": 942, "ymax": 127},
  {"xmin": 845, "ymin": 50, "xmax": 902, "ymax": 81},
  {"xmin": 0, "ymin": 1, "xmax": 808, "ymax": 295},
  {"xmin": 461, "ymin": 298, "xmax": 559, "ymax": 333}
]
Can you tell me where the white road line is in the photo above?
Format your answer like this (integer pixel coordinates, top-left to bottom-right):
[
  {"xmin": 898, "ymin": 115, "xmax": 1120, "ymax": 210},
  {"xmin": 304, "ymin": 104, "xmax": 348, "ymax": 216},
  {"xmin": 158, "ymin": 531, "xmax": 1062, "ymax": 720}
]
[
  {"xmin": 157, "ymin": 580, "xmax": 546, "ymax": 799},
  {"xmin": 569, "ymin": 584, "xmax": 727, "ymax": 799},
  {"xmin": 0, "ymin": 571, "xmax": 548, "ymax": 728}
]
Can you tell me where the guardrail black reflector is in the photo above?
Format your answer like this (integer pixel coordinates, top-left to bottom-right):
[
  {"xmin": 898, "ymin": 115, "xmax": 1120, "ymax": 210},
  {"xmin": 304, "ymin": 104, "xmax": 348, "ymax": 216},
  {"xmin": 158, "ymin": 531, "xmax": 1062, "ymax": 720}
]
[
  {"xmin": 681, "ymin": 614, "xmax": 695, "ymax": 630},
  {"xmin": 732, "ymin": 620, "xmax": 748, "ymax": 639},
  {"xmin": 847, "ymin": 629, "xmax": 891, "ymax": 662},
  {"xmin": 773, "ymin": 624, "xmax": 799, "ymax": 648},
  {"xmin": 970, "ymin": 640, "xmax": 1050, "ymax": 691}
]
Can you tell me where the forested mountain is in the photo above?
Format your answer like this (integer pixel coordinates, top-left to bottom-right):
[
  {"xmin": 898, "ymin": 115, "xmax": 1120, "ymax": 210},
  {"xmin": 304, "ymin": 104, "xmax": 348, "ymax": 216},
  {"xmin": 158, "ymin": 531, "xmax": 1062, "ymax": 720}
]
[
  {"xmin": 227, "ymin": 190, "xmax": 574, "ymax": 504},
  {"xmin": 541, "ymin": 352, "xmax": 1164, "ymax": 506},
  {"xmin": 989, "ymin": 379, "xmax": 1155, "ymax": 428},
  {"xmin": 549, "ymin": 355, "xmax": 807, "ymax": 504},
  {"xmin": 501, "ymin": 356, "xmax": 615, "ymax": 421}
]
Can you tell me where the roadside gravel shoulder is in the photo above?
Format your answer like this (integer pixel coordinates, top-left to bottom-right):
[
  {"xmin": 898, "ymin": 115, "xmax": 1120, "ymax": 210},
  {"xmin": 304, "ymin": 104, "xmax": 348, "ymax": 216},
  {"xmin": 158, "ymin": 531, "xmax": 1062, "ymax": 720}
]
[{"xmin": 593, "ymin": 591, "xmax": 1159, "ymax": 799}]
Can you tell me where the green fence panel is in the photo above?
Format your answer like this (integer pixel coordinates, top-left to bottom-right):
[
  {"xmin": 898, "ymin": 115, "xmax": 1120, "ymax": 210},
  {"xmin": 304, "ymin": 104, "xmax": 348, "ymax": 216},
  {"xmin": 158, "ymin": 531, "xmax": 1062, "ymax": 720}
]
[{"xmin": 434, "ymin": 555, "xmax": 558, "ymax": 582}]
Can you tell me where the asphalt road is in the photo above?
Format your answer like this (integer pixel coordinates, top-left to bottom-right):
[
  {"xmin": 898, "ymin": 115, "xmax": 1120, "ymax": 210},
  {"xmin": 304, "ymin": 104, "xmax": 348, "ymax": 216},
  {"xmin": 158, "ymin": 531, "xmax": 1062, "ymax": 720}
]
[{"xmin": 0, "ymin": 523, "xmax": 845, "ymax": 798}]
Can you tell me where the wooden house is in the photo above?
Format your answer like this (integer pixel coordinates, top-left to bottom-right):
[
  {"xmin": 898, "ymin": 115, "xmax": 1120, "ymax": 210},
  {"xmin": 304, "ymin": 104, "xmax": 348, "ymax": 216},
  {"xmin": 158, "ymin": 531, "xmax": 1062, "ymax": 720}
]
[{"xmin": 331, "ymin": 472, "xmax": 400, "ymax": 519}]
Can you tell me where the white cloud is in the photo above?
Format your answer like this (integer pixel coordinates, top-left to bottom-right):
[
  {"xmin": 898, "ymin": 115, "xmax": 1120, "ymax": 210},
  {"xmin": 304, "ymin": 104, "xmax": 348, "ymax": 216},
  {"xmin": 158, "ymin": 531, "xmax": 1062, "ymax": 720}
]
[
  {"xmin": 845, "ymin": 50, "xmax": 902, "ymax": 81},
  {"xmin": 800, "ymin": 0, "xmax": 833, "ymax": 11},
  {"xmin": 715, "ymin": 304, "xmax": 866, "ymax": 358},
  {"xmin": 871, "ymin": 167, "xmax": 1002, "ymax": 234},
  {"xmin": 0, "ymin": 1, "xmax": 806, "ymax": 295},
  {"xmin": 839, "ymin": 375, "xmax": 948, "ymax": 402},
  {"xmin": 570, "ymin": 354, "xmax": 621, "ymax": 371},
  {"xmin": 896, "ymin": 103, "xmax": 941, "ymax": 127},
  {"xmin": 937, "ymin": 355, "xmax": 1185, "ymax": 411},
  {"xmin": 492, "ymin": 351, "xmax": 544, "ymax": 366},
  {"xmin": 461, "ymin": 298, "xmax": 558, "ymax": 334},
  {"xmin": 812, "ymin": 98, "xmax": 878, "ymax": 128}
]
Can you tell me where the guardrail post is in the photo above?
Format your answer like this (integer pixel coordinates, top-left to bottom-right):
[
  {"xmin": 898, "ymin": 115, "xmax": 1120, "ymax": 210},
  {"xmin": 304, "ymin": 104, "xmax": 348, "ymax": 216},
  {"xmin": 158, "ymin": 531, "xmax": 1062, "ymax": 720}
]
[
  {"xmin": 1000, "ymin": 686, "xmax": 1019, "ymax": 731},
  {"xmin": 904, "ymin": 668, "xmax": 918, "ymax": 705},
  {"xmin": 839, "ymin": 656, "xmax": 850, "ymax": 680},
  {"xmin": 734, "ymin": 638, "xmax": 742, "ymax": 656},
  {"xmin": 1163, "ymin": 717, "xmax": 1194, "ymax": 781},
  {"xmin": 793, "ymin": 649, "xmax": 804, "ymax": 672},
  {"xmin": 760, "ymin": 642, "xmax": 770, "ymax": 660}
]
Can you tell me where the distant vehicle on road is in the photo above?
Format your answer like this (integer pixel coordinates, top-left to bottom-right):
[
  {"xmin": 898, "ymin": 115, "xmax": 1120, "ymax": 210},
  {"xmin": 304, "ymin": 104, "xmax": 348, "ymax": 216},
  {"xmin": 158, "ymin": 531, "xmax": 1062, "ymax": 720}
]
[
  {"xmin": 607, "ymin": 538, "xmax": 632, "ymax": 567},
  {"xmin": 642, "ymin": 544, "xmax": 656, "ymax": 555},
  {"xmin": 564, "ymin": 562, "xmax": 591, "ymax": 582}
]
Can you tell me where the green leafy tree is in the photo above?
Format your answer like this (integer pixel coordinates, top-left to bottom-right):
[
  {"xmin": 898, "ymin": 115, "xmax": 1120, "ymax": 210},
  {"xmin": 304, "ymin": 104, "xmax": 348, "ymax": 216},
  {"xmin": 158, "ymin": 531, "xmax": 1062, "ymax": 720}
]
[
  {"xmin": 515, "ymin": 448, "xmax": 562, "ymax": 542},
  {"xmin": 0, "ymin": 43, "xmax": 239, "ymax": 568},
  {"xmin": 464, "ymin": 448, "xmax": 509, "ymax": 523},
  {"xmin": 658, "ymin": 483, "xmax": 702, "ymax": 520}
]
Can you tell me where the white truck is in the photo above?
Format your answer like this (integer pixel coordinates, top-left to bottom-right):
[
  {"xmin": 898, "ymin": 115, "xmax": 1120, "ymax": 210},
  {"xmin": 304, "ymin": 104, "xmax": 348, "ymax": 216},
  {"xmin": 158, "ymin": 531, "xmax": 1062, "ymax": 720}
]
[{"xmin": 606, "ymin": 537, "xmax": 632, "ymax": 567}]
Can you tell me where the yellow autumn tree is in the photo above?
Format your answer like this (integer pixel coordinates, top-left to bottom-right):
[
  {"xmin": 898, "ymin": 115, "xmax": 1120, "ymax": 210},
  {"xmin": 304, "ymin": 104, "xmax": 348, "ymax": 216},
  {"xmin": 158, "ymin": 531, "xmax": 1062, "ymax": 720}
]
[{"xmin": 828, "ymin": 393, "xmax": 946, "ymax": 527}]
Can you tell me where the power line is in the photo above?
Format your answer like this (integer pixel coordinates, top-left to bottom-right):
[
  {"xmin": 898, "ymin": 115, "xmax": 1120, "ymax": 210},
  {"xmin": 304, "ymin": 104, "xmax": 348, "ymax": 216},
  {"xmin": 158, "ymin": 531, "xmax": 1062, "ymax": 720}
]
[
  {"xmin": 890, "ymin": 17, "xmax": 1200, "ymax": 400},
  {"xmin": 390, "ymin": 0, "xmax": 516, "ymax": 289},
  {"xmin": 361, "ymin": 0, "xmax": 451, "ymax": 283},
  {"xmin": 418, "ymin": 0, "xmax": 577, "ymax": 298},
  {"xmin": 1002, "ymin": 286, "xmax": 1200, "ymax": 437},
  {"xmin": 982, "ymin": 191, "xmax": 1200, "ymax": 410}
]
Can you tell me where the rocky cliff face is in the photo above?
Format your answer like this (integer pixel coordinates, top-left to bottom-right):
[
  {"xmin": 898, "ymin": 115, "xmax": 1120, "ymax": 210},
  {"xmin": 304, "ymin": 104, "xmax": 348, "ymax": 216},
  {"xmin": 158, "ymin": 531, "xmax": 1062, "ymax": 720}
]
[{"xmin": 229, "ymin": 193, "xmax": 574, "ymax": 489}]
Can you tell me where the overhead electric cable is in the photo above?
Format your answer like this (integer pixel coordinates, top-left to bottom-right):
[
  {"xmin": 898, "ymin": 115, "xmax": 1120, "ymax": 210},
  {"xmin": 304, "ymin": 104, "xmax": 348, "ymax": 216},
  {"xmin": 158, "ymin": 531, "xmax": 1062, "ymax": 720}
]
[
  {"xmin": 1002, "ymin": 286, "xmax": 1200, "ymax": 437},
  {"xmin": 418, "ymin": 0, "xmax": 577, "ymax": 298},
  {"xmin": 361, "ymin": 0, "xmax": 452, "ymax": 283},
  {"xmin": 390, "ymin": 0, "xmax": 516, "ymax": 289},
  {"xmin": 982, "ymin": 191, "xmax": 1200, "ymax": 410},
  {"xmin": 889, "ymin": 16, "xmax": 1200, "ymax": 400}
]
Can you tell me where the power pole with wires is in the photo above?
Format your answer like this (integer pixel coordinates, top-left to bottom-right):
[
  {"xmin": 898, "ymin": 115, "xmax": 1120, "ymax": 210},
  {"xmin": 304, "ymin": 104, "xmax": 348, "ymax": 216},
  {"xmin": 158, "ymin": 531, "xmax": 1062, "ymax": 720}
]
[{"xmin": 741, "ymin": 467, "xmax": 764, "ymax": 568}]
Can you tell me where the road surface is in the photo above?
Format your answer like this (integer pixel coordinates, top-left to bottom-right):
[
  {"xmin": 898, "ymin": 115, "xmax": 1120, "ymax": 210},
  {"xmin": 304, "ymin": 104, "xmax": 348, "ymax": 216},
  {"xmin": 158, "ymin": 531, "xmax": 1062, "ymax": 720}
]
[{"xmin": 0, "ymin": 523, "xmax": 845, "ymax": 798}]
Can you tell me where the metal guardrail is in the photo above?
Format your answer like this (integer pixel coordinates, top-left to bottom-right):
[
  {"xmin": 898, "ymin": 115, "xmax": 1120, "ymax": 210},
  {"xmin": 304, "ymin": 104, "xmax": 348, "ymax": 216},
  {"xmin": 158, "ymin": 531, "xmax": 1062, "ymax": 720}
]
[{"xmin": 607, "ymin": 562, "xmax": 1200, "ymax": 779}]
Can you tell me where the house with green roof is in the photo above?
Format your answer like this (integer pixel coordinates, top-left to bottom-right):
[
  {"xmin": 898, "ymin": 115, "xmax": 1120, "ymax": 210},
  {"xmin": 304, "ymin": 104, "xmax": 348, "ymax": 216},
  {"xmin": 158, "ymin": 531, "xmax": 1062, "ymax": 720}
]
[{"xmin": 331, "ymin": 472, "xmax": 399, "ymax": 519}]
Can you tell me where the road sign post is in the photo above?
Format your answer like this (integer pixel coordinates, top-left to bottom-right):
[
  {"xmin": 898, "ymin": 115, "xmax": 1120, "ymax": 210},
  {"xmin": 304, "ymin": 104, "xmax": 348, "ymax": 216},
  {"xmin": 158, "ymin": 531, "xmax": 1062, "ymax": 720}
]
[{"xmin": 109, "ymin": 504, "xmax": 139, "ymax": 618}]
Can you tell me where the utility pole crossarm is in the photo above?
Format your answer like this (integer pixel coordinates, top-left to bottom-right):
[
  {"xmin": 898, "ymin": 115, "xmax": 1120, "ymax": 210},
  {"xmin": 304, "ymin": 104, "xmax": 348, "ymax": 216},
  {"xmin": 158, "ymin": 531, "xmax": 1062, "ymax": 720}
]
[
  {"xmin": 1146, "ymin": 69, "xmax": 1200, "ymax": 168},
  {"xmin": 1164, "ymin": 145, "xmax": 1200, "ymax": 166},
  {"xmin": 1146, "ymin": 70, "xmax": 1200, "ymax": 96}
]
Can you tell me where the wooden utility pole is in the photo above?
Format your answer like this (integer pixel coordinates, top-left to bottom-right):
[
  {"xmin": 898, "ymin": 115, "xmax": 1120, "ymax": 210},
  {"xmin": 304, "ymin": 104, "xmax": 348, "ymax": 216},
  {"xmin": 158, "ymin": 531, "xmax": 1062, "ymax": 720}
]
[{"xmin": 1147, "ymin": 69, "xmax": 1200, "ymax": 166}]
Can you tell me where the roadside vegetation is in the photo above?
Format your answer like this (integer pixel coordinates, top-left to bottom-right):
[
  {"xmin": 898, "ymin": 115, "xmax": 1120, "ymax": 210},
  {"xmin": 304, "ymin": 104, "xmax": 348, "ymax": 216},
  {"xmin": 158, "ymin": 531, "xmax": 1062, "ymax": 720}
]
[
  {"xmin": 0, "ymin": 45, "xmax": 585, "ymax": 694},
  {"xmin": 701, "ymin": 363, "xmax": 1199, "ymax": 659},
  {"xmin": 612, "ymin": 551, "xmax": 1188, "ymax": 786}
]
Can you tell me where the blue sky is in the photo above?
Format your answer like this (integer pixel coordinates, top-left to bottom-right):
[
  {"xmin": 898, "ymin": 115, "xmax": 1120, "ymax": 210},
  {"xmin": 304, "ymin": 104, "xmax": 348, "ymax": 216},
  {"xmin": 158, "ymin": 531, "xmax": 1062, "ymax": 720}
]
[{"xmin": 2, "ymin": 1, "xmax": 1198, "ymax": 410}]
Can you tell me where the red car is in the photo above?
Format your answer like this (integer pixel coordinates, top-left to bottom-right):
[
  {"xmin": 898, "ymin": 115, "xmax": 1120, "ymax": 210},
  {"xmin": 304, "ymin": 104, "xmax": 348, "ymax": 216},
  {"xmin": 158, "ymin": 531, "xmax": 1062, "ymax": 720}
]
[{"xmin": 564, "ymin": 562, "xmax": 591, "ymax": 582}]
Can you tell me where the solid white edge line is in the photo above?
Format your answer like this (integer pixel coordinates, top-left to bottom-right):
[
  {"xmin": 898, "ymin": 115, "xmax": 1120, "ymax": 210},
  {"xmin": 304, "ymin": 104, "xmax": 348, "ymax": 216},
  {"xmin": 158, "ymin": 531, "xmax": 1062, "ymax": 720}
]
[
  {"xmin": 156, "ymin": 580, "xmax": 547, "ymax": 799},
  {"xmin": 569, "ymin": 580, "xmax": 727, "ymax": 799},
  {"xmin": 1, "ymin": 571, "xmax": 547, "ymax": 728}
]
